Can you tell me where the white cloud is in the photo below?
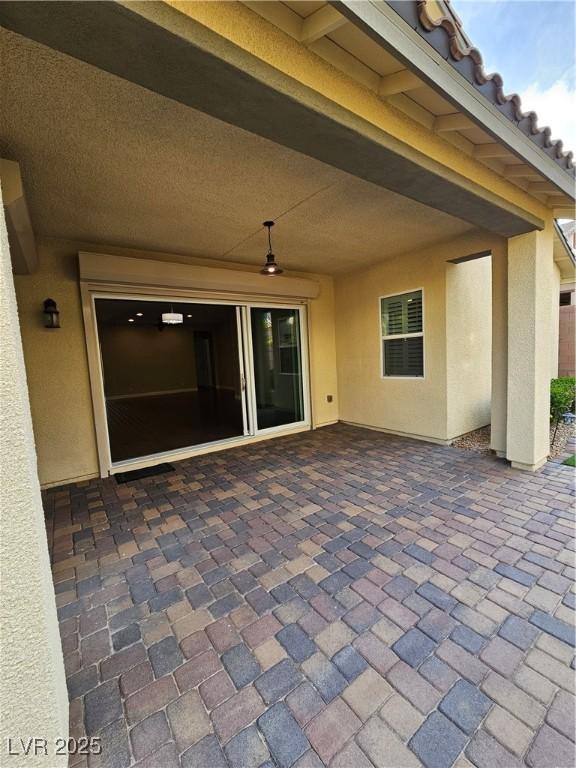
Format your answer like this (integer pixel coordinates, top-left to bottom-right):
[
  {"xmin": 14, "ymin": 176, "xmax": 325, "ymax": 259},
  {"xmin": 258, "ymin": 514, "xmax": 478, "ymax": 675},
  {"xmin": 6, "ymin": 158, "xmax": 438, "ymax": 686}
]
[{"xmin": 518, "ymin": 77, "xmax": 576, "ymax": 152}]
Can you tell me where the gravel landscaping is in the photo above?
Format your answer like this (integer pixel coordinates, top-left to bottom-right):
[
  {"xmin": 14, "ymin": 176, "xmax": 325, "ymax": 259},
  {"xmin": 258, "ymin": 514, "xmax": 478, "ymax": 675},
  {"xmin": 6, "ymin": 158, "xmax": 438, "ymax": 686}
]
[{"xmin": 452, "ymin": 422, "xmax": 575, "ymax": 458}]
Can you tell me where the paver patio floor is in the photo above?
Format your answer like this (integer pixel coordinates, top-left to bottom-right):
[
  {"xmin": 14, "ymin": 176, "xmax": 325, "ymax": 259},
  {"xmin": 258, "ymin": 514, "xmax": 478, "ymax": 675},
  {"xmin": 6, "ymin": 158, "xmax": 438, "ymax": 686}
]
[{"xmin": 45, "ymin": 424, "xmax": 576, "ymax": 768}]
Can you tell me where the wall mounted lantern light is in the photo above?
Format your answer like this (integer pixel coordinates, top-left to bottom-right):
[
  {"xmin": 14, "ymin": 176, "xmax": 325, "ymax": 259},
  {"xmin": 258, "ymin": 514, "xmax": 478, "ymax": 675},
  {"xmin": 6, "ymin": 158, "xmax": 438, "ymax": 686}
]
[
  {"xmin": 43, "ymin": 298, "xmax": 60, "ymax": 328},
  {"xmin": 260, "ymin": 220, "xmax": 283, "ymax": 275}
]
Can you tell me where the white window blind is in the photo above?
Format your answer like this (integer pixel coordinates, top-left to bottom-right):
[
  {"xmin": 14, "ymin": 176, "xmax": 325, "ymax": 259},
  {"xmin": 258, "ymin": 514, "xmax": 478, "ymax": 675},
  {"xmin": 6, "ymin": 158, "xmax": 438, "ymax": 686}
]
[{"xmin": 381, "ymin": 290, "xmax": 424, "ymax": 377}]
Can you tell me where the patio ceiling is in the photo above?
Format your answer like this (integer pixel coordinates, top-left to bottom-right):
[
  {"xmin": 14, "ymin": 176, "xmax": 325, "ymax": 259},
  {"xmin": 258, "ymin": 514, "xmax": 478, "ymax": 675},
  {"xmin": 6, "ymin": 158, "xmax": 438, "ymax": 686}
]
[
  {"xmin": 0, "ymin": 0, "xmax": 551, "ymax": 245},
  {"xmin": 0, "ymin": 27, "xmax": 474, "ymax": 275}
]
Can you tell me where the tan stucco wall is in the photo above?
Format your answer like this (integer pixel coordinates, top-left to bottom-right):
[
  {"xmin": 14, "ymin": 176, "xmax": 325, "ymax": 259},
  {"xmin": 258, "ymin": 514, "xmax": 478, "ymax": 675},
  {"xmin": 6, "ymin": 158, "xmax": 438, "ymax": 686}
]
[
  {"xmin": 0, "ymin": 189, "xmax": 68, "ymax": 764},
  {"xmin": 14, "ymin": 239, "xmax": 338, "ymax": 487},
  {"xmin": 490, "ymin": 242, "xmax": 508, "ymax": 456},
  {"xmin": 506, "ymin": 225, "xmax": 555, "ymax": 470},
  {"xmin": 335, "ymin": 231, "xmax": 498, "ymax": 443},
  {"xmin": 13, "ymin": 241, "xmax": 100, "ymax": 486},
  {"xmin": 446, "ymin": 255, "xmax": 492, "ymax": 438},
  {"xmin": 307, "ymin": 275, "xmax": 339, "ymax": 428}
]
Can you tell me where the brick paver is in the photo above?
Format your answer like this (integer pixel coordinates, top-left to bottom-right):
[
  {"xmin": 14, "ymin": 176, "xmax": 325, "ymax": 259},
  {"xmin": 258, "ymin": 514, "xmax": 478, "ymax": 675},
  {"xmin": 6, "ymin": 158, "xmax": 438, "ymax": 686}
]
[{"xmin": 44, "ymin": 424, "xmax": 575, "ymax": 767}]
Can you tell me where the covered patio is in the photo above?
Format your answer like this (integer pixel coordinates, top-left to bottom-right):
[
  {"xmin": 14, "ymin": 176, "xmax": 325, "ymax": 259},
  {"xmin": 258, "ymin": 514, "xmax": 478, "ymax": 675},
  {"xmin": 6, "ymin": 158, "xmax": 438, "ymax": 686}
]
[{"xmin": 50, "ymin": 425, "xmax": 574, "ymax": 768}]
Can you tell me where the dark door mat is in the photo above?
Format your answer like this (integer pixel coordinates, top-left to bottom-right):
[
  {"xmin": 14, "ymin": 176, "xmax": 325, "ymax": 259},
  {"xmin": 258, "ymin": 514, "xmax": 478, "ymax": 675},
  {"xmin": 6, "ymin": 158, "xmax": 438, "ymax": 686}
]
[{"xmin": 114, "ymin": 463, "xmax": 175, "ymax": 484}]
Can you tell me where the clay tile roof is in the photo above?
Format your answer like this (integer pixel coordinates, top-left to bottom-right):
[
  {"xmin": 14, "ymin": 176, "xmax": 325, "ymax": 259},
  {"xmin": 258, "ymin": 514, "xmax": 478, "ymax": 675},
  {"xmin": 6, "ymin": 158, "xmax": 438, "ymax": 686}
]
[{"xmin": 388, "ymin": 0, "xmax": 575, "ymax": 178}]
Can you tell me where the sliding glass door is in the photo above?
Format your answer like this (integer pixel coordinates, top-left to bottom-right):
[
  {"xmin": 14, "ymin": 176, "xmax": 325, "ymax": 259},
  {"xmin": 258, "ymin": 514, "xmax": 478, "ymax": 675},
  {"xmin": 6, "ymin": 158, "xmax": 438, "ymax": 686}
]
[
  {"xmin": 249, "ymin": 307, "xmax": 305, "ymax": 431},
  {"xmin": 92, "ymin": 297, "xmax": 308, "ymax": 467}
]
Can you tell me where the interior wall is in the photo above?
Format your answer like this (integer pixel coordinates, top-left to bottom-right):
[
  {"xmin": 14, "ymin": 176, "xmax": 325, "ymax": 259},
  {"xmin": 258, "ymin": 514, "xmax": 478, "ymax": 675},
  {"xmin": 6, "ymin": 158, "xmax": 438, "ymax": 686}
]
[
  {"xmin": 211, "ymin": 314, "xmax": 241, "ymax": 395},
  {"xmin": 14, "ymin": 238, "xmax": 338, "ymax": 487},
  {"xmin": 446, "ymin": 255, "xmax": 492, "ymax": 438},
  {"xmin": 98, "ymin": 325, "xmax": 198, "ymax": 397},
  {"xmin": 334, "ymin": 231, "xmax": 499, "ymax": 443}
]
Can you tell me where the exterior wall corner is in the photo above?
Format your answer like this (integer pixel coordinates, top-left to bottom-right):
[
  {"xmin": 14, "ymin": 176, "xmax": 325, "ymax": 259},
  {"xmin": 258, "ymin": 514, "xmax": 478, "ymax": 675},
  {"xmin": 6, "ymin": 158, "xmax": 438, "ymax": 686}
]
[{"xmin": 0, "ymin": 185, "xmax": 68, "ymax": 766}]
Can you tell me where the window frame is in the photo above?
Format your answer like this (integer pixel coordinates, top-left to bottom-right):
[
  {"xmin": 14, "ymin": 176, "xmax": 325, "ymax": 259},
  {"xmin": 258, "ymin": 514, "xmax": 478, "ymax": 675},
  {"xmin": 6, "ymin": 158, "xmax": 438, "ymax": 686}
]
[{"xmin": 379, "ymin": 288, "xmax": 425, "ymax": 380}]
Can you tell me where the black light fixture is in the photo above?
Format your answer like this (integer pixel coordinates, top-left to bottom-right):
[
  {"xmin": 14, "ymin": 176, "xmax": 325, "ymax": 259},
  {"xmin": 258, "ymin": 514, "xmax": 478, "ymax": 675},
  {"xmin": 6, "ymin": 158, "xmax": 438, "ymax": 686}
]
[
  {"xmin": 43, "ymin": 298, "xmax": 60, "ymax": 329},
  {"xmin": 260, "ymin": 220, "xmax": 283, "ymax": 275}
]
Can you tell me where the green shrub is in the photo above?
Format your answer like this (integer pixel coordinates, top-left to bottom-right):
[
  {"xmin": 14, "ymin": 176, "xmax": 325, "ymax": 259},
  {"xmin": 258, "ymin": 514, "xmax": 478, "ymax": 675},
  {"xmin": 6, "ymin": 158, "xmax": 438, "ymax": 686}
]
[{"xmin": 550, "ymin": 377, "xmax": 576, "ymax": 423}]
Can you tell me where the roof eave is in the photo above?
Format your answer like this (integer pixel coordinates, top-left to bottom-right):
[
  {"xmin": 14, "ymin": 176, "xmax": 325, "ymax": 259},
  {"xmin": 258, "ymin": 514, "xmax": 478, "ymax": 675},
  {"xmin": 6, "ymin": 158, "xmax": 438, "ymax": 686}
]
[
  {"xmin": 554, "ymin": 220, "xmax": 576, "ymax": 279},
  {"xmin": 334, "ymin": 0, "xmax": 575, "ymax": 200}
]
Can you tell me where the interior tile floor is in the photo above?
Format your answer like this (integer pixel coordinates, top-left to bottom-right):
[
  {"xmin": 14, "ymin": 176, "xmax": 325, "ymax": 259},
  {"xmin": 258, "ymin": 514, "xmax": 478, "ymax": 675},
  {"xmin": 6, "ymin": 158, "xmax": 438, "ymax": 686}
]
[{"xmin": 45, "ymin": 424, "xmax": 576, "ymax": 768}]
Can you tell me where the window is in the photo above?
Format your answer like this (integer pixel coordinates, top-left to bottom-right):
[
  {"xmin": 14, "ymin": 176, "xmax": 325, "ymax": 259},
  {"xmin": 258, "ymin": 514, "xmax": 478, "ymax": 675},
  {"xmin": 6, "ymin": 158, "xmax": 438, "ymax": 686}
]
[
  {"xmin": 560, "ymin": 292, "xmax": 572, "ymax": 306},
  {"xmin": 380, "ymin": 290, "xmax": 424, "ymax": 377}
]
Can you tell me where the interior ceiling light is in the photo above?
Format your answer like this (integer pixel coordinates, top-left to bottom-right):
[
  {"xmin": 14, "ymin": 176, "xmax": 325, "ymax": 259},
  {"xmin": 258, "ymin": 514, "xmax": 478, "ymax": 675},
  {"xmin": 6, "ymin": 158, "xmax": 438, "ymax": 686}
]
[
  {"xmin": 161, "ymin": 305, "xmax": 183, "ymax": 325},
  {"xmin": 260, "ymin": 220, "xmax": 283, "ymax": 275},
  {"xmin": 186, "ymin": 314, "xmax": 193, "ymax": 318},
  {"xmin": 136, "ymin": 312, "xmax": 143, "ymax": 317},
  {"xmin": 128, "ymin": 318, "xmax": 135, "ymax": 323}
]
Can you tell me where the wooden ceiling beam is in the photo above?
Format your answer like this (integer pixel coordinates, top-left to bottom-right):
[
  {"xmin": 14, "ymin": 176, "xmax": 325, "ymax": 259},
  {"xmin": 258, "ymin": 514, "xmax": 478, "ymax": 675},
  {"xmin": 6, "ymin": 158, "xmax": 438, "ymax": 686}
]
[
  {"xmin": 528, "ymin": 182, "xmax": 562, "ymax": 195},
  {"xmin": 504, "ymin": 165, "xmax": 542, "ymax": 181},
  {"xmin": 299, "ymin": 5, "xmax": 347, "ymax": 44},
  {"xmin": 434, "ymin": 113, "xmax": 475, "ymax": 132},
  {"xmin": 551, "ymin": 205, "xmax": 576, "ymax": 218},
  {"xmin": 474, "ymin": 143, "xmax": 511, "ymax": 159},
  {"xmin": 378, "ymin": 69, "xmax": 422, "ymax": 97}
]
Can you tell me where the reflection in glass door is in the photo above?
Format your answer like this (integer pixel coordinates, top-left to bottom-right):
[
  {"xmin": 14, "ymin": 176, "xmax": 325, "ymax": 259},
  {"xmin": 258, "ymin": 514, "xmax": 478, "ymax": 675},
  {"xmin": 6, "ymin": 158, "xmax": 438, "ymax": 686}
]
[{"xmin": 250, "ymin": 307, "xmax": 305, "ymax": 430}]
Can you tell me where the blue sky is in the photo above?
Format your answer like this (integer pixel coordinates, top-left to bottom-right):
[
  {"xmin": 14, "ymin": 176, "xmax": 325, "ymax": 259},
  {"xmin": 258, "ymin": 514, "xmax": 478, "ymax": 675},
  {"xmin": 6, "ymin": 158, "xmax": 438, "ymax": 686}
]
[{"xmin": 453, "ymin": 1, "xmax": 576, "ymax": 149}]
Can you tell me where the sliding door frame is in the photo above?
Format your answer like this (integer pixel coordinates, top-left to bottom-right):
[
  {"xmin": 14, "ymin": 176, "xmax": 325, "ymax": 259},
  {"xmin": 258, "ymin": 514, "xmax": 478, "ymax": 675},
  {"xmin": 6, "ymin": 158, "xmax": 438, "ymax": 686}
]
[
  {"xmin": 81, "ymin": 284, "xmax": 311, "ymax": 477},
  {"xmin": 244, "ymin": 303, "xmax": 311, "ymax": 437},
  {"xmin": 235, "ymin": 306, "xmax": 250, "ymax": 437}
]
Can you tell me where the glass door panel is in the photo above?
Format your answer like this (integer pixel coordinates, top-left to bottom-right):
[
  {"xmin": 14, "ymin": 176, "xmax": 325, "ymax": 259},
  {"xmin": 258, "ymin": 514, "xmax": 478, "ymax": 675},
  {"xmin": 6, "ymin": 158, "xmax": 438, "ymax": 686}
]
[
  {"xmin": 94, "ymin": 298, "xmax": 246, "ymax": 462},
  {"xmin": 250, "ymin": 307, "xmax": 304, "ymax": 431}
]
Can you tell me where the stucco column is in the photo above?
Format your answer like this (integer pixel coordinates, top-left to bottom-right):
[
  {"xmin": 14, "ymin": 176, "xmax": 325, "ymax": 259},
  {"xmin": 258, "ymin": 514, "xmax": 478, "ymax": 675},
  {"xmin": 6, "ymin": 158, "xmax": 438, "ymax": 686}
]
[
  {"xmin": 0, "ymin": 185, "xmax": 68, "ymax": 763},
  {"xmin": 506, "ymin": 224, "xmax": 555, "ymax": 471},
  {"xmin": 490, "ymin": 243, "xmax": 508, "ymax": 457}
]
